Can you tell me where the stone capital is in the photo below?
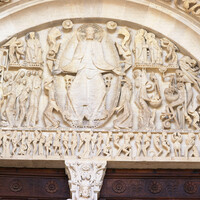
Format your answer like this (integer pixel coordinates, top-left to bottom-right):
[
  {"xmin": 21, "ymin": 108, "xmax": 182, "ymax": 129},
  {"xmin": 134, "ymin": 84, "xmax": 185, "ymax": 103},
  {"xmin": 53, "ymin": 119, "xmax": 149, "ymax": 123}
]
[{"xmin": 65, "ymin": 159, "xmax": 107, "ymax": 200}]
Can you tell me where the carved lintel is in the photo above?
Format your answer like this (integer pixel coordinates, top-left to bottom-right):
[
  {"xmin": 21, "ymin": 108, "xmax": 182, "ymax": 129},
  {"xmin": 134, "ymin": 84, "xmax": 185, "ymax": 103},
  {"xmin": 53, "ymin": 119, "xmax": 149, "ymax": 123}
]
[{"xmin": 65, "ymin": 159, "xmax": 107, "ymax": 200}]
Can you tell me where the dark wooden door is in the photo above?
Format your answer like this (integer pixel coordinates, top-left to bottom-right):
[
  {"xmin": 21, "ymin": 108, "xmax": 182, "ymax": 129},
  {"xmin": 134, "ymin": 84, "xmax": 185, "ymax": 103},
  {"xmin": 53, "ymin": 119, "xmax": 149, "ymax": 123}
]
[{"xmin": 0, "ymin": 168, "xmax": 200, "ymax": 199}]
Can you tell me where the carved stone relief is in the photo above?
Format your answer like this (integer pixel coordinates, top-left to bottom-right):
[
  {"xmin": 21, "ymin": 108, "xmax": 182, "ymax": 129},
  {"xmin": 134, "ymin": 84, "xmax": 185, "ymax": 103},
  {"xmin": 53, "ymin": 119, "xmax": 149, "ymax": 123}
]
[
  {"xmin": 0, "ymin": 129, "xmax": 199, "ymax": 160},
  {"xmin": 0, "ymin": 3, "xmax": 198, "ymax": 196},
  {"xmin": 0, "ymin": 20, "xmax": 199, "ymax": 174},
  {"xmin": 160, "ymin": 0, "xmax": 200, "ymax": 19},
  {"xmin": 65, "ymin": 160, "xmax": 107, "ymax": 200},
  {"xmin": 0, "ymin": 20, "xmax": 199, "ymax": 132}
]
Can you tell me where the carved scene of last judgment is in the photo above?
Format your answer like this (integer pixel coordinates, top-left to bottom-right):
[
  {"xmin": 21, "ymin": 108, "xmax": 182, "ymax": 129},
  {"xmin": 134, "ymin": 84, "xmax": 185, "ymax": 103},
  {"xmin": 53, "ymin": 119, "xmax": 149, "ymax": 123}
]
[
  {"xmin": 0, "ymin": 20, "xmax": 200, "ymax": 131},
  {"xmin": 0, "ymin": 20, "xmax": 200, "ymax": 162}
]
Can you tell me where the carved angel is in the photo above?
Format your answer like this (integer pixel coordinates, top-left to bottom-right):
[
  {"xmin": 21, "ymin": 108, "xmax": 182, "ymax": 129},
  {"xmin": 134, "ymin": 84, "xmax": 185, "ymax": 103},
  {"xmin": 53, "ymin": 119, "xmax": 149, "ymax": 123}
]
[
  {"xmin": 115, "ymin": 26, "xmax": 132, "ymax": 71},
  {"xmin": 160, "ymin": 38, "xmax": 178, "ymax": 67},
  {"xmin": 47, "ymin": 27, "xmax": 61, "ymax": 72},
  {"xmin": 146, "ymin": 33, "xmax": 163, "ymax": 65},
  {"xmin": 3, "ymin": 37, "xmax": 24, "ymax": 66}
]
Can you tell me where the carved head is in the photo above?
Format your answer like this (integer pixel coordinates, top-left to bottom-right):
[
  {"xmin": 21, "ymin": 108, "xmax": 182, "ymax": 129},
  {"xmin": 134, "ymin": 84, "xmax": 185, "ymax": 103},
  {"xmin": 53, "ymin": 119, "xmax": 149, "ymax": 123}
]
[
  {"xmin": 26, "ymin": 70, "xmax": 32, "ymax": 77},
  {"xmin": 133, "ymin": 69, "xmax": 141, "ymax": 79},
  {"xmin": 26, "ymin": 32, "xmax": 39, "ymax": 41},
  {"xmin": 147, "ymin": 33, "xmax": 155, "ymax": 39},
  {"xmin": 32, "ymin": 70, "xmax": 37, "ymax": 76},
  {"xmin": 175, "ymin": 69, "xmax": 183, "ymax": 78},
  {"xmin": 86, "ymin": 26, "xmax": 95, "ymax": 40},
  {"xmin": 147, "ymin": 132, "xmax": 151, "ymax": 137},
  {"xmin": 4, "ymin": 72, "xmax": 12, "ymax": 82},
  {"xmin": 38, "ymin": 70, "xmax": 43, "ymax": 78},
  {"xmin": 183, "ymin": 56, "xmax": 197, "ymax": 67},
  {"xmin": 150, "ymin": 72, "xmax": 156, "ymax": 82},
  {"xmin": 19, "ymin": 70, "xmax": 25, "ymax": 78},
  {"xmin": 138, "ymin": 132, "xmax": 143, "ymax": 138},
  {"xmin": 162, "ymin": 131, "xmax": 167, "ymax": 138},
  {"xmin": 79, "ymin": 184, "xmax": 91, "ymax": 198},
  {"xmin": 138, "ymin": 29, "xmax": 147, "ymax": 36},
  {"xmin": 188, "ymin": 132, "xmax": 195, "ymax": 139},
  {"xmin": 29, "ymin": 32, "xmax": 36, "ymax": 39},
  {"xmin": 22, "ymin": 79, "xmax": 27, "ymax": 85},
  {"xmin": 77, "ymin": 24, "xmax": 104, "ymax": 41}
]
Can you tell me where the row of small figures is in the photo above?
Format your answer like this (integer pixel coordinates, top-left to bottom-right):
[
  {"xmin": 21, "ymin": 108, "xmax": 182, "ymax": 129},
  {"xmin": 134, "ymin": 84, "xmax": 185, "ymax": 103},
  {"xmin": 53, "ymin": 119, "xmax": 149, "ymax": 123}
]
[{"xmin": 0, "ymin": 130, "xmax": 199, "ymax": 159}]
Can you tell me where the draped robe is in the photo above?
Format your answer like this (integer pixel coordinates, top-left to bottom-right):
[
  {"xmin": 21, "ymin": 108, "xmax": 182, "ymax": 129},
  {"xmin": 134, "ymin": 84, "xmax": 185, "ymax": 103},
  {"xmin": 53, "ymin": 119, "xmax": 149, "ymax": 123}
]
[{"xmin": 62, "ymin": 39, "xmax": 116, "ymax": 124}]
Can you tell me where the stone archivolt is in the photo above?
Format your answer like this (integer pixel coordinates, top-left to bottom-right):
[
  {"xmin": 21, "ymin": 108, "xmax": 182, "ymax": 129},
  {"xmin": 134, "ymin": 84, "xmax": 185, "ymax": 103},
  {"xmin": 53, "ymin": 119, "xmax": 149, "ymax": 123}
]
[{"xmin": 160, "ymin": 0, "xmax": 200, "ymax": 19}]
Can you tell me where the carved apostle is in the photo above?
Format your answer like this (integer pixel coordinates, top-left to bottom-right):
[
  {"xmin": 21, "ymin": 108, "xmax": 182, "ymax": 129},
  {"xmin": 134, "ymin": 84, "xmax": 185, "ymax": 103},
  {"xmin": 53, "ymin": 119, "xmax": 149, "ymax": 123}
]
[
  {"xmin": 5, "ymin": 70, "xmax": 25, "ymax": 127},
  {"xmin": 25, "ymin": 32, "xmax": 43, "ymax": 65},
  {"xmin": 47, "ymin": 27, "xmax": 61, "ymax": 72},
  {"xmin": 146, "ymin": 33, "xmax": 163, "ymax": 65},
  {"xmin": 133, "ymin": 29, "xmax": 148, "ymax": 64},
  {"xmin": 26, "ymin": 70, "xmax": 42, "ymax": 127}
]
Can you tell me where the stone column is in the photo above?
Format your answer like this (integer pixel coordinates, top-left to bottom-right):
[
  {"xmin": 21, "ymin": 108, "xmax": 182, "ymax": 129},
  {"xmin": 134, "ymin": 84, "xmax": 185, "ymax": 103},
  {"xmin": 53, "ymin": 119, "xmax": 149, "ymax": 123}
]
[{"xmin": 65, "ymin": 159, "xmax": 107, "ymax": 200}]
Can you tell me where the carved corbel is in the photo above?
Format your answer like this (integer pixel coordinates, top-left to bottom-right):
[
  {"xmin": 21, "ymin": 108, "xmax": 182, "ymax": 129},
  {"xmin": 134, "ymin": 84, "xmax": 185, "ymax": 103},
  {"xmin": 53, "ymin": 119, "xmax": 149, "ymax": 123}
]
[{"xmin": 65, "ymin": 159, "xmax": 107, "ymax": 200}]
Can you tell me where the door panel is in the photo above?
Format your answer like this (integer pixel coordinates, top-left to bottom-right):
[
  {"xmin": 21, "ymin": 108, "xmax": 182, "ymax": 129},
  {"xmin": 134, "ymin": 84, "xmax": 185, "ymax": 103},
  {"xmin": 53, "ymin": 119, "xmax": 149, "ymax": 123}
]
[{"xmin": 0, "ymin": 168, "xmax": 200, "ymax": 199}]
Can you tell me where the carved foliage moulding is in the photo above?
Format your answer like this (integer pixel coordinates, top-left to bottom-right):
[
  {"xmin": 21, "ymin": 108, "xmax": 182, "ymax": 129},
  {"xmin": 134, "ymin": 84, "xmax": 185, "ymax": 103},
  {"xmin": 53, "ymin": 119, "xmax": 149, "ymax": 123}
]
[{"xmin": 160, "ymin": 0, "xmax": 200, "ymax": 19}]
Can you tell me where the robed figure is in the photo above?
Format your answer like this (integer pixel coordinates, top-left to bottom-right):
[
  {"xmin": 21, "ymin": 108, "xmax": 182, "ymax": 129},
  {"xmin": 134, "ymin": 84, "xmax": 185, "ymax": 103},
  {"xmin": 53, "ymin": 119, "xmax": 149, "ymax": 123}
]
[{"xmin": 54, "ymin": 24, "xmax": 121, "ymax": 127}]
